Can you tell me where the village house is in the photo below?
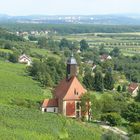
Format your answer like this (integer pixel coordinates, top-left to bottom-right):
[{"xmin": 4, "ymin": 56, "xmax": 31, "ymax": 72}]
[
  {"xmin": 42, "ymin": 54, "xmax": 91, "ymax": 120},
  {"xmin": 128, "ymin": 83, "xmax": 139, "ymax": 97},
  {"xmin": 100, "ymin": 54, "xmax": 112, "ymax": 62},
  {"xmin": 18, "ymin": 54, "xmax": 32, "ymax": 66}
]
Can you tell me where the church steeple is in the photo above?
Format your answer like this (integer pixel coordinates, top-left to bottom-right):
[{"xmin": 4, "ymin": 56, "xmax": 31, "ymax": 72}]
[{"xmin": 66, "ymin": 54, "xmax": 77, "ymax": 80}]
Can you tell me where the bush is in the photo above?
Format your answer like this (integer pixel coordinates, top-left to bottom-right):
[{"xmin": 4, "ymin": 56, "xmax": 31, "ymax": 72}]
[
  {"xmin": 130, "ymin": 134, "xmax": 140, "ymax": 140},
  {"xmin": 131, "ymin": 123, "xmax": 140, "ymax": 134},
  {"xmin": 102, "ymin": 131, "xmax": 123, "ymax": 140},
  {"xmin": 101, "ymin": 112, "xmax": 122, "ymax": 126}
]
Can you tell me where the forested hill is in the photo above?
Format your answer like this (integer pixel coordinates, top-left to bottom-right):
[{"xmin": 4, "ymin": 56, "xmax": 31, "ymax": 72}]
[{"xmin": 1, "ymin": 23, "xmax": 140, "ymax": 34}]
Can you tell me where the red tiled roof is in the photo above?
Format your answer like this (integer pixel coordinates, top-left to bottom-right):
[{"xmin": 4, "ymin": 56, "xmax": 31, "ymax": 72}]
[
  {"xmin": 42, "ymin": 99, "xmax": 58, "ymax": 107},
  {"xmin": 128, "ymin": 83, "xmax": 138, "ymax": 93},
  {"xmin": 53, "ymin": 76, "xmax": 86, "ymax": 100}
]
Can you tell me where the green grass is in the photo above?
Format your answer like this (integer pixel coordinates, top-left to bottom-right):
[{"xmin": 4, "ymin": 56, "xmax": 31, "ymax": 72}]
[
  {"xmin": 0, "ymin": 60, "xmax": 49, "ymax": 105},
  {"xmin": 0, "ymin": 105, "xmax": 102, "ymax": 140}
]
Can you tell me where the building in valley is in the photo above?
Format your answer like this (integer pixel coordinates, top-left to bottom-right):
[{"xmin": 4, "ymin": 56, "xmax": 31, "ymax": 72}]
[
  {"xmin": 128, "ymin": 83, "xmax": 139, "ymax": 97},
  {"xmin": 42, "ymin": 54, "xmax": 90, "ymax": 119},
  {"xmin": 18, "ymin": 54, "xmax": 32, "ymax": 66}
]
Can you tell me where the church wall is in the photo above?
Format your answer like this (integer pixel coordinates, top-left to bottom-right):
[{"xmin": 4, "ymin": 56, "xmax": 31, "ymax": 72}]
[{"xmin": 66, "ymin": 101, "xmax": 76, "ymax": 117}]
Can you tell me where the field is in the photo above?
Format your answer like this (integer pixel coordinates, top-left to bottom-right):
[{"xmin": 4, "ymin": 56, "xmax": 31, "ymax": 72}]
[{"xmin": 54, "ymin": 32, "xmax": 140, "ymax": 56}]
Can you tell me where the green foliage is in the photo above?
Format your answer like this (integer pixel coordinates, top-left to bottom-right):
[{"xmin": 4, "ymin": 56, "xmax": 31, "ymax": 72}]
[
  {"xmin": 122, "ymin": 85, "xmax": 127, "ymax": 92},
  {"xmin": 80, "ymin": 93, "xmax": 91, "ymax": 120},
  {"xmin": 99, "ymin": 46, "xmax": 109, "ymax": 55},
  {"xmin": 94, "ymin": 71, "xmax": 104, "ymax": 91},
  {"xmin": 117, "ymin": 85, "xmax": 121, "ymax": 92},
  {"xmin": 130, "ymin": 134, "xmax": 140, "ymax": 140},
  {"xmin": 114, "ymin": 55, "xmax": 140, "ymax": 82},
  {"xmin": 83, "ymin": 73, "xmax": 94, "ymax": 90},
  {"xmin": 8, "ymin": 52, "xmax": 18, "ymax": 63},
  {"xmin": 135, "ymin": 90, "xmax": 140, "ymax": 102},
  {"xmin": 80, "ymin": 39, "xmax": 89, "ymax": 51},
  {"xmin": 110, "ymin": 47, "xmax": 120, "ymax": 57},
  {"xmin": 102, "ymin": 131, "xmax": 123, "ymax": 140},
  {"xmin": 131, "ymin": 123, "xmax": 140, "ymax": 134},
  {"xmin": 101, "ymin": 112, "xmax": 122, "ymax": 126},
  {"xmin": 59, "ymin": 38, "xmax": 74, "ymax": 50},
  {"xmin": 28, "ymin": 57, "xmax": 66, "ymax": 87},
  {"xmin": 104, "ymin": 71, "xmax": 115, "ymax": 90},
  {"xmin": 0, "ymin": 105, "xmax": 101, "ymax": 140},
  {"xmin": 122, "ymin": 102, "xmax": 140, "ymax": 122},
  {"xmin": 0, "ymin": 60, "xmax": 45, "ymax": 105}
]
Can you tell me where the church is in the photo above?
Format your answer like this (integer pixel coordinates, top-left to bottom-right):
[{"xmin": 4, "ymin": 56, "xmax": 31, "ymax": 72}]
[{"xmin": 42, "ymin": 54, "xmax": 89, "ymax": 119}]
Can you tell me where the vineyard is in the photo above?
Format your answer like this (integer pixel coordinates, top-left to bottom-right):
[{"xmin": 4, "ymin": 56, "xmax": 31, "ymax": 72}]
[{"xmin": 0, "ymin": 60, "xmax": 103, "ymax": 140}]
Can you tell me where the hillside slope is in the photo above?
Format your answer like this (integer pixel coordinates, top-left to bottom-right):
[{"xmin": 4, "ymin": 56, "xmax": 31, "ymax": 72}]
[{"xmin": 0, "ymin": 60, "xmax": 102, "ymax": 140}]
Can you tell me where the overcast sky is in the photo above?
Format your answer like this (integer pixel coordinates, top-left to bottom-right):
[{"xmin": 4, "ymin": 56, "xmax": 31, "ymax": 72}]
[{"xmin": 0, "ymin": 0, "xmax": 140, "ymax": 16}]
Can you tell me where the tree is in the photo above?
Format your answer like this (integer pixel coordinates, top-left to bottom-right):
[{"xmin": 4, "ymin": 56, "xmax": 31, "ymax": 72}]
[
  {"xmin": 110, "ymin": 47, "xmax": 120, "ymax": 57},
  {"xmin": 38, "ymin": 37, "xmax": 47, "ymax": 48},
  {"xmin": 99, "ymin": 46, "xmax": 109, "ymax": 55},
  {"xmin": 101, "ymin": 112, "xmax": 122, "ymax": 126},
  {"xmin": 59, "ymin": 38, "xmax": 72, "ymax": 50},
  {"xmin": 122, "ymin": 102, "xmax": 140, "ymax": 122},
  {"xmin": 117, "ymin": 85, "xmax": 121, "ymax": 92},
  {"xmin": 80, "ymin": 93, "xmax": 91, "ymax": 121},
  {"xmin": 80, "ymin": 39, "xmax": 89, "ymax": 51},
  {"xmin": 94, "ymin": 71, "xmax": 104, "ymax": 91},
  {"xmin": 131, "ymin": 123, "xmax": 140, "ymax": 134},
  {"xmin": 8, "ymin": 53, "xmax": 18, "ymax": 63},
  {"xmin": 104, "ymin": 71, "xmax": 115, "ymax": 90},
  {"xmin": 135, "ymin": 90, "xmax": 140, "ymax": 102},
  {"xmin": 83, "ymin": 73, "xmax": 94, "ymax": 90},
  {"xmin": 122, "ymin": 85, "xmax": 127, "ymax": 92}
]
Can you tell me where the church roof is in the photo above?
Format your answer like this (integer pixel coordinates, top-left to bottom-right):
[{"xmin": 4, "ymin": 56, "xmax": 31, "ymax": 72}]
[
  {"xmin": 42, "ymin": 99, "xmax": 58, "ymax": 107},
  {"xmin": 53, "ymin": 76, "xmax": 86, "ymax": 100},
  {"xmin": 67, "ymin": 54, "xmax": 77, "ymax": 65}
]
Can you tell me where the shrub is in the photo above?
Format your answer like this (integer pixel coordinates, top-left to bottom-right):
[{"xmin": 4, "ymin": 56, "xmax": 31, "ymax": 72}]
[
  {"xmin": 102, "ymin": 131, "xmax": 123, "ymax": 140},
  {"xmin": 101, "ymin": 112, "xmax": 122, "ymax": 126},
  {"xmin": 131, "ymin": 123, "xmax": 140, "ymax": 134},
  {"xmin": 130, "ymin": 134, "xmax": 140, "ymax": 140}
]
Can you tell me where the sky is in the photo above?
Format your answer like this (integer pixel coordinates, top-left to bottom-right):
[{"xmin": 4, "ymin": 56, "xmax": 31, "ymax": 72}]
[{"xmin": 0, "ymin": 0, "xmax": 140, "ymax": 16}]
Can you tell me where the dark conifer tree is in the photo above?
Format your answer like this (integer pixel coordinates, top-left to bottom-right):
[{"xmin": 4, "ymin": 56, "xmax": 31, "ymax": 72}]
[
  {"xmin": 104, "ymin": 71, "xmax": 115, "ymax": 90},
  {"xmin": 94, "ymin": 71, "xmax": 104, "ymax": 91}
]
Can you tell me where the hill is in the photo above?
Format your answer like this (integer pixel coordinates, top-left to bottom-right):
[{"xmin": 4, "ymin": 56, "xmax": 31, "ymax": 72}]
[{"xmin": 0, "ymin": 60, "xmax": 103, "ymax": 139}]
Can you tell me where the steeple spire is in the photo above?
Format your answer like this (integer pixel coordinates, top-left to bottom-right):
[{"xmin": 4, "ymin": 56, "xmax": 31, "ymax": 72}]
[{"xmin": 66, "ymin": 54, "xmax": 77, "ymax": 80}]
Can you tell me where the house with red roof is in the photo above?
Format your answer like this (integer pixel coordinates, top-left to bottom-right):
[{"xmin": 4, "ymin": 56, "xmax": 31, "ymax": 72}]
[
  {"xmin": 42, "ymin": 54, "xmax": 90, "ymax": 119},
  {"xmin": 128, "ymin": 83, "xmax": 139, "ymax": 97}
]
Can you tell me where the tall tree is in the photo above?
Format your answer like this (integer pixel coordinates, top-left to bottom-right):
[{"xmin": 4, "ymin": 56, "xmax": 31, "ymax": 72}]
[
  {"xmin": 83, "ymin": 73, "xmax": 94, "ymax": 90},
  {"xmin": 110, "ymin": 47, "xmax": 120, "ymax": 57},
  {"xmin": 80, "ymin": 39, "xmax": 89, "ymax": 51},
  {"xmin": 104, "ymin": 71, "xmax": 115, "ymax": 90},
  {"xmin": 94, "ymin": 71, "xmax": 104, "ymax": 91}
]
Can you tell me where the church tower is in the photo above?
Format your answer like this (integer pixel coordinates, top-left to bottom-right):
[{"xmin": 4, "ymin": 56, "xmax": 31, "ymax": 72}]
[{"xmin": 66, "ymin": 54, "xmax": 77, "ymax": 80}]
